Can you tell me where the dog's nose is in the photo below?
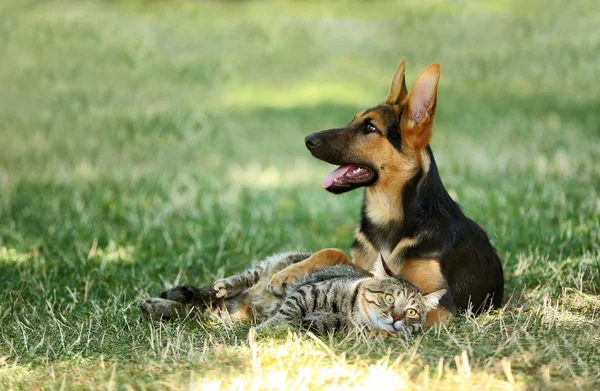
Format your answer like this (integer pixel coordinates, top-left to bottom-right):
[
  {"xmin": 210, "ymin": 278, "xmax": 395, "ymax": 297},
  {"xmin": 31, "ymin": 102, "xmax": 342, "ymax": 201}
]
[{"xmin": 305, "ymin": 134, "xmax": 321, "ymax": 150}]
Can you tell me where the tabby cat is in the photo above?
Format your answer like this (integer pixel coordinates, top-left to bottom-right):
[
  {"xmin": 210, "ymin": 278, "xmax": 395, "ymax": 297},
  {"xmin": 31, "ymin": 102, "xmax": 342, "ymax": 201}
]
[
  {"xmin": 141, "ymin": 253, "xmax": 446, "ymax": 335},
  {"xmin": 257, "ymin": 254, "xmax": 446, "ymax": 335}
]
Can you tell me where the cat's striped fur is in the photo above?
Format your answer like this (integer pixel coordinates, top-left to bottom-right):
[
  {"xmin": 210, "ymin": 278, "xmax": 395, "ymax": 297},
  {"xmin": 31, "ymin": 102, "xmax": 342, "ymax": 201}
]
[
  {"xmin": 141, "ymin": 252, "xmax": 446, "ymax": 336},
  {"xmin": 258, "ymin": 256, "xmax": 446, "ymax": 335}
]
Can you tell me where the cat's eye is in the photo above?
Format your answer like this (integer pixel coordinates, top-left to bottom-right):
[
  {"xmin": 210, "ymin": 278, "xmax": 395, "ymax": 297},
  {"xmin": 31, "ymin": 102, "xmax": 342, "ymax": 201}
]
[
  {"xmin": 384, "ymin": 294, "xmax": 395, "ymax": 304},
  {"xmin": 405, "ymin": 308, "xmax": 418, "ymax": 317}
]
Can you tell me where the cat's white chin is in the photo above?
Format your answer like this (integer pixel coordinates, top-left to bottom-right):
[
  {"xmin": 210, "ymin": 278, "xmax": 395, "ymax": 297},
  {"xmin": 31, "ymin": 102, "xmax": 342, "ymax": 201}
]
[
  {"xmin": 393, "ymin": 320, "xmax": 412, "ymax": 335},
  {"xmin": 365, "ymin": 309, "xmax": 399, "ymax": 334},
  {"xmin": 379, "ymin": 319, "xmax": 400, "ymax": 334}
]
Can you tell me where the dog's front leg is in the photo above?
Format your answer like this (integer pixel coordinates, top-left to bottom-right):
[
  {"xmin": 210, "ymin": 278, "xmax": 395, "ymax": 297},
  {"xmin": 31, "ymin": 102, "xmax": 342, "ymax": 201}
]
[{"xmin": 266, "ymin": 248, "xmax": 353, "ymax": 296}]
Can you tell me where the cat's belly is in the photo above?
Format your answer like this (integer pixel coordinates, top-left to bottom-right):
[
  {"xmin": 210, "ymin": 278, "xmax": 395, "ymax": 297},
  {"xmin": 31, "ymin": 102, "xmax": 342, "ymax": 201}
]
[{"xmin": 226, "ymin": 277, "xmax": 282, "ymax": 323}]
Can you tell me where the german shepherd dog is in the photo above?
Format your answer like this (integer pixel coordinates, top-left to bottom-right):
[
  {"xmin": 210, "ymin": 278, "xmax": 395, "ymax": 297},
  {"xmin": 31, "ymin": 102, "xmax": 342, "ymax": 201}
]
[{"xmin": 141, "ymin": 60, "xmax": 504, "ymax": 325}]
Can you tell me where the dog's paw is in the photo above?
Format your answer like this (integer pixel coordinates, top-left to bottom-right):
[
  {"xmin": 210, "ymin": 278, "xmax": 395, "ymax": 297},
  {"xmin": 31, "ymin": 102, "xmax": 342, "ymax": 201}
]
[
  {"xmin": 265, "ymin": 274, "xmax": 287, "ymax": 297},
  {"xmin": 140, "ymin": 297, "xmax": 185, "ymax": 320},
  {"xmin": 266, "ymin": 264, "xmax": 306, "ymax": 297}
]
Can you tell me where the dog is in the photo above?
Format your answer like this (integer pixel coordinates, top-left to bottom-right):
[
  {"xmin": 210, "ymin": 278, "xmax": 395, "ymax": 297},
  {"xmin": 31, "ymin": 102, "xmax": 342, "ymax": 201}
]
[
  {"xmin": 141, "ymin": 60, "xmax": 504, "ymax": 325},
  {"xmin": 265, "ymin": 60, "xmax": 504, "ymax": 324}
]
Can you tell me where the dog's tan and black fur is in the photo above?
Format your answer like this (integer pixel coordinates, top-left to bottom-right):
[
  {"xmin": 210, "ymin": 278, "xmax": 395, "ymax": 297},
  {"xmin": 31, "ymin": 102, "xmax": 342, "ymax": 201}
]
[
  {"xmin": 141, "ymin": 60, "xmax": 504, "ymax": 325},
  {"xmin": 268, "ymin": 61, "xmax": 504, "ymax": 323},
  {"xmin": 268, "ymin": 61, "xmax": 504, "ymax": 324}
]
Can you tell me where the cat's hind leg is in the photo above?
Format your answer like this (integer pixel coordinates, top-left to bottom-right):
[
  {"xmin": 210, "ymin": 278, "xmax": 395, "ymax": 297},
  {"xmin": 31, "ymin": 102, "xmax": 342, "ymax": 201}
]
[
  {"xmin": 140, "ymin": 251, "xmax": 311, "ymax": 320},
  {"xmin": 214, "ymin": 251, "xmax": 312, "ymax": 299},
  {"xmin": 267, "ymin": 248, "xmax": 353, "ymax": 297}
]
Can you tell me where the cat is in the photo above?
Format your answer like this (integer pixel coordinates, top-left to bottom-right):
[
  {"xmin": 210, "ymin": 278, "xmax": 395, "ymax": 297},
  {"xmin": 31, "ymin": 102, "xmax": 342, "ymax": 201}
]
[
  {"xmin": 141, "ymin": 252, "xmax": 446, "ymax": 335},
  {"xmin": 257, "ymin": 254, "xmax": 446, "ymax": 335}
]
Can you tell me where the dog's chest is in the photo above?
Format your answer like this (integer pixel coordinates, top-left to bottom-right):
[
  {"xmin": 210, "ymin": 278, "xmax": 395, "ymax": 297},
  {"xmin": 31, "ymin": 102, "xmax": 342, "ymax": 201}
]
[{"xmin": 379, "ymin": 236, "xmax": 420, "ymax": 272}]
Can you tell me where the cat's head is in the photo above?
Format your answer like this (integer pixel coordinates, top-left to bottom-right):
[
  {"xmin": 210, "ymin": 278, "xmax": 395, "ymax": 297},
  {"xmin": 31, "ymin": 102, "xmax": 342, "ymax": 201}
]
[{"xmin": 360, "ymin": 253, "xmax": 446, "ymax": 335}]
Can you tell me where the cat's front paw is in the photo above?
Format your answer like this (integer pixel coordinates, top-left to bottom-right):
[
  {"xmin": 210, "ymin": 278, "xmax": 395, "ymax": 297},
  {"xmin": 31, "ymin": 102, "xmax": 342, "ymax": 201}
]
[
  {"xmin": 254, "ymin": 320, "xmax": 291, "ymax": 335},
  {"xmin": 368, "ymin": 329, "xmax": 398, "ymax": 339},
  {"xmin": 266, "ymin": 265, "xmax": 305, "ymax": 297}
]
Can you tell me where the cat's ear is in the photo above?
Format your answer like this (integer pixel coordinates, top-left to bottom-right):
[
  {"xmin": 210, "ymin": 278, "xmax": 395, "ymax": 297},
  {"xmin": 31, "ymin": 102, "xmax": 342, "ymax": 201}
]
[
  {"xmin": 372, "ymin": 253, "xmax": 394, "ymax": 278},
  {"xmin": 423, "ymin": 289, "xmax": 447, "ymax": 311}
]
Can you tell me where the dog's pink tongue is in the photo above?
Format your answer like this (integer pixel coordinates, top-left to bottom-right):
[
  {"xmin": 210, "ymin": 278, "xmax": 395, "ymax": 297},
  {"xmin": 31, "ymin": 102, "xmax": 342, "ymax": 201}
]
[{"xmin": 322, "ymin": 166, "xmax": 354, "ymax": 188}]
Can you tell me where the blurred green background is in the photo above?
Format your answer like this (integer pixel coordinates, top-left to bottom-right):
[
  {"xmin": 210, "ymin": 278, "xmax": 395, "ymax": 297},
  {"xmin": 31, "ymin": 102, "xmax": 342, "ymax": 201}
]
[{"xmin": 0, "ymin": 0, "xmax": 599, "ymax": 388}]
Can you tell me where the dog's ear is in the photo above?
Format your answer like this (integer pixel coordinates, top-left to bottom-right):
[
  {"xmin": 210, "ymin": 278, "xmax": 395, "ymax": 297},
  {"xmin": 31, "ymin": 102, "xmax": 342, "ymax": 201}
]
[
  {"xmin": 401, "ymin": 63, "xmax": 441, "ymax": 150},
  {"xmin": 385, "ymin": 59, "xmax": 408, "ymax": 106}
]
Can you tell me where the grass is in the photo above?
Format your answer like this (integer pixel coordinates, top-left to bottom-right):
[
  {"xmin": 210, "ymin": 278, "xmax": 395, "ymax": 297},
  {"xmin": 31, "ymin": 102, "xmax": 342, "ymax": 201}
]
[{"xmin": 0, "ymin": 0, "xmax": 599, "ymax": 389}]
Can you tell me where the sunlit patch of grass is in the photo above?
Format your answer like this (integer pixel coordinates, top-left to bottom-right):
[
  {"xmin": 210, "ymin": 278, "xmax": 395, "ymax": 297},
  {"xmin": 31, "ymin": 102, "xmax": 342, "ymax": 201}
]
[
  {"xmin": 226, "ymin": 161, "xmax": 324, "ymax": 190},
  {"xmin": 221, "ymin": 82, "xmax": 374, "ymax": 109},
  {"xmin": 0, "ymin": 247, "xmax": 32, "ymax": 264},
  {"xmin": 3, "ymin": 300, "xmax": 598, "ymax": 390}
]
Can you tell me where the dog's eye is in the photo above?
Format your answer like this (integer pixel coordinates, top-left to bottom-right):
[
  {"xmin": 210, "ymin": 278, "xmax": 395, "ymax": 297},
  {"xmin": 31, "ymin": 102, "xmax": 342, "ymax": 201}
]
[
  {"xmin": 384, "ymin": 294, "xmax": 395, "ymax": 304},
  {"xmin": 365, "ymin": 123, "xmax": 377, "ymax": 133},
  {"xmin": 405, "ymin": 308, "xmax": 418, "ymax": 317}
]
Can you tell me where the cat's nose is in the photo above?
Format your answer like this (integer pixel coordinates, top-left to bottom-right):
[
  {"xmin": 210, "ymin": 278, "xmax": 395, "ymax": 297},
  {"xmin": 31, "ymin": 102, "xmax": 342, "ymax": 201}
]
[{"xmin": 392, "ymin": 315, "xmax": 400, "ymax": 323}]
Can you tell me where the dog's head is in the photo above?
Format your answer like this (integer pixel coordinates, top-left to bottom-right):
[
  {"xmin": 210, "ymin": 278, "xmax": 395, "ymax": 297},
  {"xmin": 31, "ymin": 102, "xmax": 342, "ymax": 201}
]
[{"xmin": 306, "ymin": 60, "xmax": 440, "ymax": 195}]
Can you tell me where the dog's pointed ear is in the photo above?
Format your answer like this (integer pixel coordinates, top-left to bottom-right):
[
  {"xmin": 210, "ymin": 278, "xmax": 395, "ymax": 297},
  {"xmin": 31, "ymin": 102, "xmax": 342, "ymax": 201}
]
[
  {"xmin": 385, "ymin": 59, "xmax": 408, "ymax": 106},
  {"xmin": 373, "ymin": 253, "xmax": 394, "ymax": 278},
  {"xmin": 401, "ymin": 63, "xmax": 441, "ymax": 150}
]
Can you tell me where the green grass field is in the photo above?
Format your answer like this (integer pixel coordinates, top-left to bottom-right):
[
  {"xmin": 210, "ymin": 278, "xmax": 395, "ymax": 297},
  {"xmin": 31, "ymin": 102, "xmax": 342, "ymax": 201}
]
[{"xmin": 1, "ymin": 0, "xmax": 599, "ymax": 389}]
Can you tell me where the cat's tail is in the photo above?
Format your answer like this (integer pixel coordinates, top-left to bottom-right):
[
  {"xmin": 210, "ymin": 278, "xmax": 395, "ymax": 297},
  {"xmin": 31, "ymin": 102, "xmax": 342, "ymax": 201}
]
[
  {"xmin": 141, "ymin": 285, "xmax": 218, "ymax": 320},
  {"xmin": 159, "ymin": 285, "xmax": 219, "ymax": 310}
]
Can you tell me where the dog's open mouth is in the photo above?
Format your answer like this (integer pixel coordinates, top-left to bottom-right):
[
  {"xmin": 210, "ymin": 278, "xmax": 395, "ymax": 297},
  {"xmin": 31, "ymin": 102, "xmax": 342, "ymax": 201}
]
[{"xmin": 322, "ymin": 165, "xmax": 375, "ymax": 193}]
